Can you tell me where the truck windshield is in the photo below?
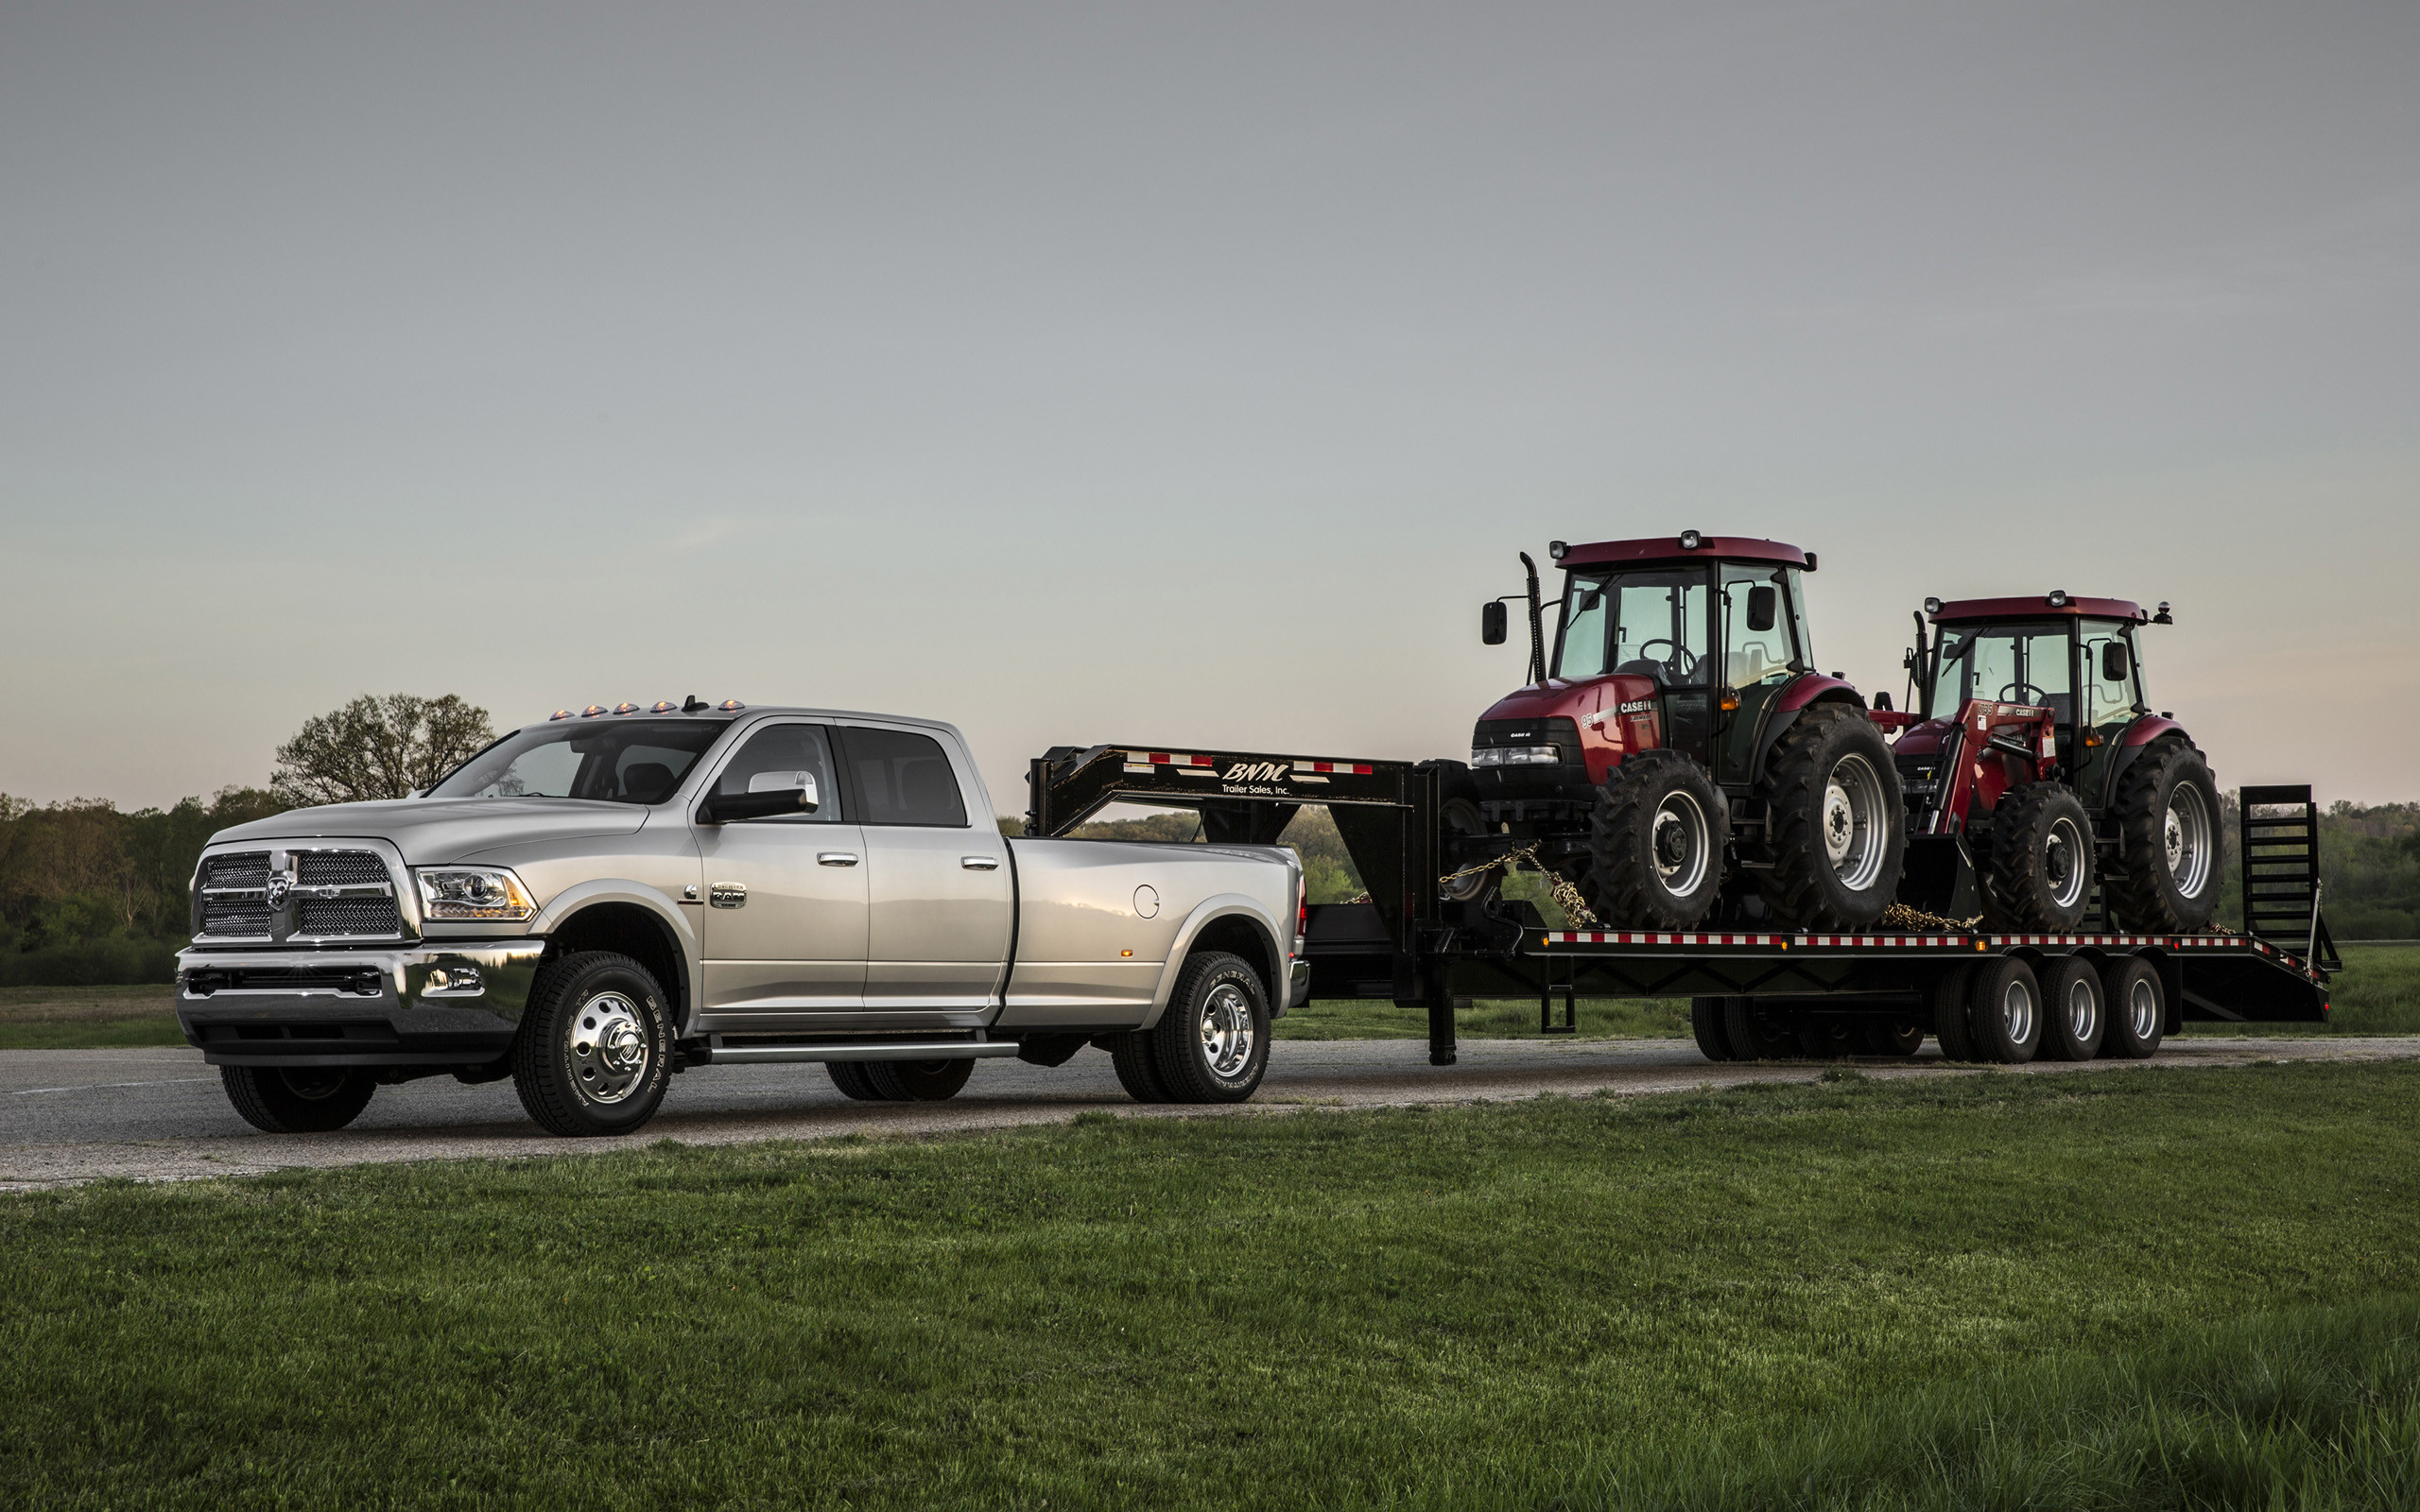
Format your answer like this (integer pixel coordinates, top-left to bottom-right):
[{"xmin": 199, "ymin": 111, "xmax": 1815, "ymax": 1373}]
[
  {"xmin": 1927, "ymin": 624, "xmax": 2071, "ymax": 723},
  {"xmin": 1556, "ymin": 568, "xmax": 1709, "ymax": 685},
  {"xmin": 427, "ymin": 719, "xmax": 734, "ymax": 804}
]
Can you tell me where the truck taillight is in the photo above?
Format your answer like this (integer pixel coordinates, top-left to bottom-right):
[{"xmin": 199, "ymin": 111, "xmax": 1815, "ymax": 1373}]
[{"xmin": 1296, "ymin": 874, "xmax": 1307, "ymax": 945}]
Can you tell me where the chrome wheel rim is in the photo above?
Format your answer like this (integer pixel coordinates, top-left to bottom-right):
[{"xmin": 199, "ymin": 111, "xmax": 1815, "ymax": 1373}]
[
  {"xmin": 1822, "ymin": 754, "xmax": 1889, "ymax": 892},
  {"xmin": 2000, "ymin": 978, "xmax": 2035, "ymax": 1045},
  {"xmin": 2046, "ymin": 815, "xmax": 2090, "ymax": 911},
  {"xmin": 2065, "ymin": 977, "xmax": 2099, "ymax": 1043},
  {"xmin": 570, "ymin": 990, "xmax": 649, "ymax": 1105},
  {"xmin": 2127, "ymin": 977, "xmax": 2158, "ymax": 1040},
  {"xmin": 2166, "ymin": 784, "xmax": 2213, "ymax": 900},
  {"xmin": 1651, "ymin": 789, "xmax": 1711, "ymax": 898},
  {"xmin": 1200, "ymin": 983, "xmax": 1254, "ymax": 1080}
]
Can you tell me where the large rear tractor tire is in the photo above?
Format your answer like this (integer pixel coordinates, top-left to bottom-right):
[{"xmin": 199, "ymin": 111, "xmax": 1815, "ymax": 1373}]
[
  {"xmin": 220, "ymin": 1066, "xmax": 377, "ymax": 1133},
  {"xmin": 1754, "ymin": 704, "xmax": 1907, "ymax": 930},
  {"xmin": 1584, "ymin": 749, "xmax": 1728, "ymax": 929},
  {"xmin": 2038, "ymin": 956, "xmax": 2107, "ymax": 1062},
  {"xmin": 2106, "ymin": 741, "xmax": 2222, "ymax": 934},
  {"xmin": 1965, "ymin": 956, "xmax": 2044, "ymax": 1064},
  {"xmin": 1982, "ymin": 782, "xmax": 2095, "ymax": 932}
]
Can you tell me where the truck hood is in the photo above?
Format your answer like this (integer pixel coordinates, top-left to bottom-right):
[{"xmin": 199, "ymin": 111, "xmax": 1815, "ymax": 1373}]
[{"xmin": 206, "ymin": 799, "xmax": 648, "ymax": 866}]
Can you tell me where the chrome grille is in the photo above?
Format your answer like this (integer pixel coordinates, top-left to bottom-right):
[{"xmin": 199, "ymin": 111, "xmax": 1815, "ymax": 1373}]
[
  {"xmin": 296, "ymin": 851, "xmax": 388, "ymax": 887},
  {"xmin": 198, "ymin": 850, "xmax": 273, "ymax": 939},
  {"xmin": 203, "ymin": 851, "xmax": 271, "ymax": 890},
  {"xmin": 201, "ymin": 902, "xmax": 272, "ymax": 937},
  {"xmin": 193, "ymin": 845, "xmax": 406, "ymax": 944},
  {"xmin": 297, "ymin": 896, "xmax": 404, "ymax": 937}
]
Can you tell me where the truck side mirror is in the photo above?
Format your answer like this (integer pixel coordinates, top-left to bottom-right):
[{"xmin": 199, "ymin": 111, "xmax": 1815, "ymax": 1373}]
[
  {"xmin": 2100, "ymin": 642, "xmax": 2131, "ymax": 681},
  {"xmin": 1481, "ymin": 601, "xmax": 1508, "ymax": 645},
  {"xmin": 1746, "ymin": 585, "xmax": 1777, "ymax": 633},
  {"xmin": 700, "ymin": 773, "xmax": 820, "ymax": 823}
]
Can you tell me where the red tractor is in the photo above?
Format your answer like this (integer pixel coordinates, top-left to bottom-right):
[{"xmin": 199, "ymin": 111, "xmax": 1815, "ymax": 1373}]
[
  {"xmin": 1885, "ymin": 592, "xmax": 2221, "ymax": 933},
  {"xmin": 1459, "ymin": 533, "xmax": 1906, "ymax": 930}
]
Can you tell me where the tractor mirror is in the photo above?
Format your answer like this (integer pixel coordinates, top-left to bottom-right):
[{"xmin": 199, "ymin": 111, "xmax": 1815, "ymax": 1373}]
[
  {"xmin": 1746, "ymin": 585, "xmax": 1777, "ymax": 633},
  {"xmin": 2100, "ymin": 642, "xmax": 2131, "ymax": 681},
  {"xmin": 1481, "ymin": 601, "xmax": 1508, "ymax": 645}
]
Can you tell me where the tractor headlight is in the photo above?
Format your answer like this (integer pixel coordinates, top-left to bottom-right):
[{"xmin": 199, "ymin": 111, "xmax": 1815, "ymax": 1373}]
[
  {"xmin": 1471, "ymin": 746, "xmax": 1562, "ymax": 767},
  {"xmin": 414, "ymin": 867, "xmax": 537, "ymax": 921}
]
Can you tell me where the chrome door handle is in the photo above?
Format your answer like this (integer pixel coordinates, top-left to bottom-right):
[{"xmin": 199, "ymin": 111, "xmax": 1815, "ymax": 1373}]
[
  {"xmin": 960, "ymin": 856, "xmax": 1000, "ymax": 870},
  {"xmin": 817, "ymin": 852, "xmax": 859, "ymax": 867}
]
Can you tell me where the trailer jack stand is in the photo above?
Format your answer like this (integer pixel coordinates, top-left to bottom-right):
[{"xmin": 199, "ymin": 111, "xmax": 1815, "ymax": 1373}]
[{"xmin": 1540, "ymin": 976, "xmax": 1577, "ymax": 1035}]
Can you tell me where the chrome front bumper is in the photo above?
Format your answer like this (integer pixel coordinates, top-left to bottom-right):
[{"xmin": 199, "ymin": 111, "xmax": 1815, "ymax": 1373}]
[{"xmin": 175, "ymin": 941, "xmax": 544, "ymax": 1068}]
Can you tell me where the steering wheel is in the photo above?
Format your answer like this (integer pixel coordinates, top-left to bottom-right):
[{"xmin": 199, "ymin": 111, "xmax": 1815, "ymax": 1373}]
[
  {"xmin": 1636, "ymin": 638, "xmax": 1701, "ymax": 682},
  {"xmin": 1996, "ymin": 680, "xmax": 2050, "ymax": 706}
]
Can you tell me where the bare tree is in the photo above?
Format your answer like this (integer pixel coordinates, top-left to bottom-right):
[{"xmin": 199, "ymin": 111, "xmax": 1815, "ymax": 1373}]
[{"xmin": 271, "ymin": 695, "xmax": 495, "ymax": 807}]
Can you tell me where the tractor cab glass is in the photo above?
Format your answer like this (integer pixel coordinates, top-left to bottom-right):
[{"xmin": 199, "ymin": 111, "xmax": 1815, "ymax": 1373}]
[
  {"xmin": 1554, "ymin": 568, "xmax": 1710, "ymax": 686},
  {"xmin": 1927, "ymin": 624, "xmax": 2071, "ymax": 722},
  {"xmin": 2080, "ymin": 620, "xmax": 2147, "ymax": 731}
]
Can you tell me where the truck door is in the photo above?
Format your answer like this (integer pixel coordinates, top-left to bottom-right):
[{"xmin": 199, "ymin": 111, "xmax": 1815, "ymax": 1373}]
[
  {"xmin": 838, "ymin": 724, "xmax": 1013, "ymax": 1014},
  {"xmin": 694, "ymin": 721, "xmax": 869, "ymax": 1014}
]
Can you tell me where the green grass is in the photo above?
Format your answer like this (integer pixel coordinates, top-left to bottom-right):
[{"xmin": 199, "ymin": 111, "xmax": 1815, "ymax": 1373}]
[
  {"xmin": 5, "ymin": 1060, "xmax": 2419, "ymax": 1508},
  {"xmin": 0, "ymin": 983, "xmax": 183, "ymax": 1050},
  {"xmin": 2178, "ymin": 943, "xmax": 2420, "ymax": 1039},
  {"xmin": 1278, "ymin": 994, "xmax": 1690, "ymax": 1040}
]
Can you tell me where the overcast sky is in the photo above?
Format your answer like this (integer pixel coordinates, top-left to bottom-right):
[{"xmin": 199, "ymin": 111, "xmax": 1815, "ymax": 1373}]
[{"xmin": 4, "ymin": 1, "xmax": 2416, "ymax": 815}]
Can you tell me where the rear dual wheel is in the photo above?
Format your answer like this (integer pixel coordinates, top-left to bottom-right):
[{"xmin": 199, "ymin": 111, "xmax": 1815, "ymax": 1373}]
[{"xmin": 1112, "ymin": 951, "xmax": 1270, "ymax": 1105}]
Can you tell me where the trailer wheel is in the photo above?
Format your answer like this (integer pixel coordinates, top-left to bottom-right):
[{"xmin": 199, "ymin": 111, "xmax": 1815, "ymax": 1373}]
[
  {"xmin": 1931, "ymin": 964, "xmax": 1979, "ymax": 1061},
  {"xmin": 2099, "ymin": 956, "xmax": 2166, "ymax": 1059},
  {"xmin": 1690, "ymin": 997, "xmax": 1737, "ymax": 1061},
  {"xmin": 1981, "ymin": 782, "xmax": 2095, "ymax": 932},
  {"xmin": 1149, "ymin": 951, "xmax": 1270, "ymax": 1103},
  {"xmin": 1754, "ymin": 705, "xmax": 1907, "ymax": 930},
  {"xmin": 1965, "ymin": 957, "xmax": 2043, "ymax": 1064},
  {"xmin": 864, "ymin": 1059, "xmax": 974, "ymax": 1101},
  {"xmin": 1863, "ymin": 1019, "xmax": 1926, "ymax": 1057},
  {"xmin": 1585, "ymin": 749, "xmax": 1728, "ymax": 928},
  {"xmin": 1721, "ymin": 998, "xmax": 1801, "ymax": 1061},
  {"xmin": 511, "ymin": 951, "xmax": 674, "ymax": 1137},
  {"xmin": 220, "ymin": 1066, "xmax": 377, "ymax": 1133},
  {"xmin": 2038, "ymin": 957, "xmax": 2107, "ymax": 1061},
  {"xmin": 825, "ymin": 1061, "xmax": 887, "ymax": 1101},
  {"xmin": 2106, "ymin": 741, "xmax": 2221, "ymax": 933}
]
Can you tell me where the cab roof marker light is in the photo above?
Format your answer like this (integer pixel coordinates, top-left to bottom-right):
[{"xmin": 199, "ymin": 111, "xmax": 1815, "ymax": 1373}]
[
  {"xmin": 548, "ymin": 710, "xmax": 574, "ymax": 721},
  {"xmin": 649, "ymin": 700, "xmax": 677, "ymax": 713},
  {"xmin": 581, "ymin": 704, "xmax": 608, "ymax": 717},
  {"xmin": 718, "ymin": 698, "xmax": 746, "ymax": 712},
  {"xmin": 613, "ymin": 702, "xmax": 641, "ymax": 715}
]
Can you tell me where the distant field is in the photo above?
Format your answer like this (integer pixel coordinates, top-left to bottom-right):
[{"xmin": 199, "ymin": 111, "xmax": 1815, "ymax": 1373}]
[{"xmin": 0, "ymin": 984, "xmax": 182, "ymax": 1049}]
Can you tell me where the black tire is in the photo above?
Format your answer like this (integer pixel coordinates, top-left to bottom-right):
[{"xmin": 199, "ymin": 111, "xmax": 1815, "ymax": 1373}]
[
  {"xmin": 863, "ymin": 1058, "xmax": 974, "ymax": 1101},
  {"xmin": 1721, "ymin": 997, "xmax": 1801, "ymax": 1060},
  {"xmin": 219, "ymin": 1066, "xmax": 376, "ymax": 1133},
  {"xmin": 2038, "ymin": 956, "xmax": 2107, "ymax": 1062},
  {"xmin": 1798, "ymin": 1018, "xmax": 1862, "ymax": 1060},
  {"xmin": 1754, "ymin": 704, "xmax": 1907, "ymax": 930},
  {"xmin": 1439, "ymin": 767, "xmax": 1503, "ymax": 906},
  {"xmin": 1863, "ymin": 1019, "xmax": 1926, "ymax": 1057},
  {"xmin": 825, "ymin": 1061, "xmax": 887, "ymax": 1100},
  {"xmin": 1584, "ymin": 749, "xmax": 1728, "ymax": 928},
  {"xmin": 1931, "ymin": 964, "xmax": 1979, "ymax": 1061},
  {"xmin": 1148, "ymin": 951, "xmax": 1270, "ymax": 1104},
  {"xmin": 1109, "ymin": 1031, "xmax": 1172, "ymax": 1103},
  {"xmin": 1965, "ymin": 956, "xmax": 2043, "ymax": 1064},
  {"xmin": 1982, "ymin": 783, "xmax": 2095, "ymax": 932},
  {"xmin": 1690, "ymin": 997, "xmax": 1737, "ymax": 1061},
  {"xmin": 2106, "ymin": 741, "xmax": 2222, "ymax": 934},
  {"xmin": 2099, "ymin": 955, "xmax": 2166, "ymax": 1059},
  {"xmin": 511, "ymin": 951, "xmax": 674, "ymax": 1137}
]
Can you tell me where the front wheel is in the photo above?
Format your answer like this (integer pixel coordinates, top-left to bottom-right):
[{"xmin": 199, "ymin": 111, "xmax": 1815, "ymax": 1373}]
[
  {"xmin": 1982, "ymin": 782, "xmax": 2095, "ymax": 931},
  {"xmin": 512, "ymin": 951, "xmax": 674, "ymax": 1137},
  {"xmin": 1585, "ymin": 749, "xmax": 1728, "ymax": 928},
  {"xmin": 1754, "ymin": 705, "xmax": 1907, "ymax": 930},
  {"xmin": 221, "ymin": 1066, "xmax": 376, "ymax": 1133}
]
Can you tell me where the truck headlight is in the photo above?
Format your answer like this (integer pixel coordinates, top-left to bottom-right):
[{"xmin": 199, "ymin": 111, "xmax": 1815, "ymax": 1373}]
[
  {"xmin": 1470, "ymin": 746, "xmax": 1562, "ymax": 767},
  {"xmin": 414, "ymin": 868, "xmax": 537, "ymax": 921}
]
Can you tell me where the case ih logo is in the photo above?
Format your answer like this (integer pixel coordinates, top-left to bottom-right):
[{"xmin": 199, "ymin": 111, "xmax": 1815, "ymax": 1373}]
[
  {"xmin": 1617, "ymin": 698, "xmax": 1656, "ymax": 715},
  {"xmin": 1221, "ymin": 761, "xmax": 1293, "ymax": 783}
]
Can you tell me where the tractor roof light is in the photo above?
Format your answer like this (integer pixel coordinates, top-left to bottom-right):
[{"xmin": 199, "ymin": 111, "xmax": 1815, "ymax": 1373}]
[
  {"xmin": 2153, "ymin": 601, "xmax": 2173, "ymax": 625},
  {"xmin": 1677, "ymin": 530, "xmax": 1703, "ymax": 550},
  {"xmin": 2048, "ymin": 590, "xmax": 2070, "ymax": 608},
  {"xmin": 1924, "ymin": 596, "xmax": 1944, "ymax": 614},
  {"xmin": 1547, "ymin": 540, "xmax": 1568, "ymax": 560}
]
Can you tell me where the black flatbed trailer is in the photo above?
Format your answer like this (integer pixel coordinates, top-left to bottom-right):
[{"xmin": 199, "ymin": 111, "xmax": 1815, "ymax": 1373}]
[{"xmin": 1027, "ymin": 743, "xmax": 2336, "ymax": 1067}]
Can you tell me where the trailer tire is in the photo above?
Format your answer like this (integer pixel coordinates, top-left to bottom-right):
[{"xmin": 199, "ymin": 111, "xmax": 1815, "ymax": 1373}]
[
  {"xmin": 1965, "ymin": 956, "xmax": 2043, "ymax": 1064},
  {"xmin": 1863, "ymin": 1019, "xmax": 1926, "ymax": 1057},
  {"xmin": 862, "ymin": 1059, "xmax": 974, "ymax": 1101},
  {"xmin": 1690, "ymin": 997, "xmax": 1737, "ymax": 1061},
  {"xmin": 2099, "ymin": 956, "xmax": 2166, "ymax": 1059},
  {"xmin": 2106, "ymin": 741, "xmax": 2222, "ymax": 934},
  {"xmin": 220, "ymin": 1066, "xmax": 376, "ymax": 1133},
  {"xmin": 2038, "ymin": 956, "xmax": 2107, "ymax": 1062},
  {"xmin": 1981, "ymin": 782, "xmax": 2095, "ymax": 932},
  {"xmin": 825, "ymin": 1061, "xmax": 887, "ymax": 1101},
  {"xmin": 511, "ymin": 951, "xmax": 674, "ymax": 1137},
  {"xmin": 1150, "ymin": 951, "xmax": 1270, "ymax": 1103},
  {"xmin": 1754, "ymin": 704, "xmax": 1906, "ymax": 930},
  {"xmin": 1931, "ymin": 964, "xmax": 1979, "ymax": 1061},
  {"xmin": 1721, "ymin": 997, "xmax": 1800, "ymax": 1061},
  {"xmin": 1585, "ymin": 749, "xmax": 1728, "ymax": 928}
]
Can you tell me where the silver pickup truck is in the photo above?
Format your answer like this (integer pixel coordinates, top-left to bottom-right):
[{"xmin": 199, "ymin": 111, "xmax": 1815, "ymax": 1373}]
[{"xmin": 176, "ymin": 704, "xmax": 1306, "ymax": 1137}]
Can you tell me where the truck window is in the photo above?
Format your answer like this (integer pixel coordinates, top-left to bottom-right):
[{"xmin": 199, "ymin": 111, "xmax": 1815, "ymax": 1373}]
[
  {"xmin": 840, "ymin": 729, "xmax": 968, "ymax": 828},
  {"xmin": 427, "ymin": 718, "xmax": 731, "ymax": 803},
  {"xmin": 710, "ymin": 723, "xmax": 844, "ymax": 822}
]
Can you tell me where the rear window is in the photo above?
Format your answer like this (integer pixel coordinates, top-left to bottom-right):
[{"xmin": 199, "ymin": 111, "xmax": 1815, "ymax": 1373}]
[{"xmin": 840, "ymin": 729, "xmax": 967, "ymax": 827}]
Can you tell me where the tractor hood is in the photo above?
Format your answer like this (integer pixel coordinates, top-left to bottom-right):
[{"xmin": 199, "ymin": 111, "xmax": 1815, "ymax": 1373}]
[
  {"xmin": 1476, "ymin": 677, "xmax": 1608, "ymax": 725},
  {"xmin": 205, "ymin": 799, "xmax": 649, "ymax": 866}
]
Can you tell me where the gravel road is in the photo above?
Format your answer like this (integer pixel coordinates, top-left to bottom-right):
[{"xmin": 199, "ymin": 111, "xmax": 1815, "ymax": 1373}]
[{"xmin": 4, "ymin": 1036, "xmax": 2411, "ymax": 1192}]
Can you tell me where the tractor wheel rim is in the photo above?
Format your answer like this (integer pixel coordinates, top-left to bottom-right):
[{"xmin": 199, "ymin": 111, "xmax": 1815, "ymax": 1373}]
[
  {"xmin": 2046, "ymin": 816, "xmax": 2090, "ymax": 911},
  {"xmin": 570, "ymin": 990, "xmax": 648, "ymax": 1105},
  {"xmin": 1200, "ymin": 983, "xmax": 1254, "ymax": 1079},
  {"xmin": 2166, "ymin": 784, "xmax": 2212, "ymax": 899},
  {"xmin": 1651, "ymin": 790, "xmax": 1710, "ymax": 897},
  {"xmin": 1822, "ymin": 754, "xmax": 1888, "ymax": 892},
  {"xmin": 2128, "ymin": 977, "xmax": 2159, "ymax": 1040},
  {"xmin": 2065, "ymin": 978, "xmax": 2098, "ymax": 1042},
  {"xmin": 2001, "ymin": 979, "xmax": 2035, "ymax": 1044}
]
